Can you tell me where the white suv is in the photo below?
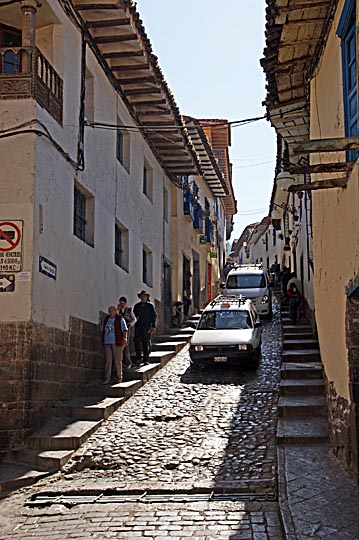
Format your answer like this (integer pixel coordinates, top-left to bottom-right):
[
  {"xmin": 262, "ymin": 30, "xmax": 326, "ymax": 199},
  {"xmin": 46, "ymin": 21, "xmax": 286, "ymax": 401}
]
[
  {"xmin": 224, "ymin": 264, "xmax": 273, "ymax": 318},
  {"xmin": 189, "ymin": 295, "xmax": 262, "ymax": 369}
]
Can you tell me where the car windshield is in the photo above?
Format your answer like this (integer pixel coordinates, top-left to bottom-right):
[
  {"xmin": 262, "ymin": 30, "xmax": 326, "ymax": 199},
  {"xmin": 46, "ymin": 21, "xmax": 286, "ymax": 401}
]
[
  {"xmin": 198, "ymin": 310, "xmax": 252, "ymax": 330},
  {"xmin": 226, "ymin": 273, "xmax": 266, "ymax": 289}
]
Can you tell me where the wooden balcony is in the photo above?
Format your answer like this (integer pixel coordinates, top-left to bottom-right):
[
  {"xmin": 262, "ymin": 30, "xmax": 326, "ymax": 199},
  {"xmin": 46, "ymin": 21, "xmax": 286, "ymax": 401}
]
[{"xmin": 0, "ymin": 46, "xmax": 63, "ymax": 124}]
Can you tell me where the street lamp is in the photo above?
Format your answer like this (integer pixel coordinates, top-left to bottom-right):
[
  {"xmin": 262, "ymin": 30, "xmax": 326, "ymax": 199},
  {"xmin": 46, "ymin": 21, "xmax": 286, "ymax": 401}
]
[{"xmin": 276, "ymin": 171, "xmax": 297, "ymax": 191}]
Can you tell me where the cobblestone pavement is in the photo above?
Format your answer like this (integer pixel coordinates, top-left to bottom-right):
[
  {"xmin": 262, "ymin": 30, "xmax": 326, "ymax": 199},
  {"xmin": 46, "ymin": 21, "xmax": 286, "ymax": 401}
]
[{"xmin": 0, "ymin": 306, "xmax": 284, "ymax": 539}]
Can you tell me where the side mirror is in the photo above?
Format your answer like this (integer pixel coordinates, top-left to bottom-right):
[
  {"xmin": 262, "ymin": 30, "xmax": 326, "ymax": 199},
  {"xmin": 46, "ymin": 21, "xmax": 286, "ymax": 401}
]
[
  {"xmin": 188, "ymin": 322, "xmax": 198, "ymax": 329},
  {"xmin": 220, "ymin": 283, "xmax": 225, "ymax": 289},
  {"xmin": 254, "ymin": 321, "xmax": 262, "ymax": 328}
]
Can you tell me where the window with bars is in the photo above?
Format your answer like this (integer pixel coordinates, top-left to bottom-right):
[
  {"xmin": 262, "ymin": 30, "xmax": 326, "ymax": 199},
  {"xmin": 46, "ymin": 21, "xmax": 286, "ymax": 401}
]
[
  {"xmin": 114, "ymin": 221, "xmax": 129, "ymax": 271},
  {"xmin": 142, "ymin": 246, "xmax": 153, "ymax": 286},
  {"xmin": 117, "ymin": 129, "xmax": 124, "ymax": 164},
  {"xmin": 143, "ymin": 160, "xmax": 153, "ymax": 201},
  {"xmin": 73, "ymin": 187, "xmax": 86, "ymax": 241},
  {"xmin": 73, "ymin": 183, "xmax": 94, "ymax": 246}
]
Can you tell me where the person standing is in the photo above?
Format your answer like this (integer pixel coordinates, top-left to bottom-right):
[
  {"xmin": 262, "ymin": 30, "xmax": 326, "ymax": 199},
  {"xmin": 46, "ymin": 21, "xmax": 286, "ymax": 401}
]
[
  {"xmin": 118, "ymin": 296, "xmax": 136, "ymax": 368},
  {"xmin": 279, "ymin": 265, "xmax": 291, "ymax": 303},
  {"xmin": 101, "ymin": 306, "xmax": 128, "ymax": 384},
  {"xmin": 171, "ymin": 301, "xmax": 184, "ymax": 327},
  {"xmin": 287, "ymin": 282, "xmax": 301, "ymax": 324},
  {"xmin": 133, "ymin": 290, "xmax": 157, "ymax": 365}
]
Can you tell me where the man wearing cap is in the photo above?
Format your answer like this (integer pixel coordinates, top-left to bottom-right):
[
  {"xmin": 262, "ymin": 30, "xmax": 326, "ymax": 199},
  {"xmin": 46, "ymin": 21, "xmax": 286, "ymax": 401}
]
[{"xmin": 133, "ymin": 290, "xmax": 157, "ymax": 365}]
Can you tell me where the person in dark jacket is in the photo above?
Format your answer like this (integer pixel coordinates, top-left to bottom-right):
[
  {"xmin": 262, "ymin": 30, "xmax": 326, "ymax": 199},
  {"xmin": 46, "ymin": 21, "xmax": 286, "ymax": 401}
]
[
  {"xmin": 133, "ymin": 290, "xmax": 157, "ymax": 365},
  {"xmin": 118, "ymin": 296, "xmax": 136, "ymax": 368},
  {"xmin": 101, "ymin": 306, "xmax": 128, "ymax": 384}
]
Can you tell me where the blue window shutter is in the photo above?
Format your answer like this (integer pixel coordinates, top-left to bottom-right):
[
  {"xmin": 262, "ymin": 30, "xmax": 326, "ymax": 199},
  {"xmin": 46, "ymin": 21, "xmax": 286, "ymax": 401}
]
[{"xmin": 338, "ymin": 0, "xmax": 358, "ymax": 161}]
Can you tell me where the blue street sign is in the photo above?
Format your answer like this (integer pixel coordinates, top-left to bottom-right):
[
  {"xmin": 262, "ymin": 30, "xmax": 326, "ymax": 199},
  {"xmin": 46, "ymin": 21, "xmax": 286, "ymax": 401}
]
[
  {"xmin": 39, "ymin": 256, "xmax": 57, "ymax": 280},
  {"xmin": 0, "ymin": 274, "xmax": 15, "ymax": 292}
]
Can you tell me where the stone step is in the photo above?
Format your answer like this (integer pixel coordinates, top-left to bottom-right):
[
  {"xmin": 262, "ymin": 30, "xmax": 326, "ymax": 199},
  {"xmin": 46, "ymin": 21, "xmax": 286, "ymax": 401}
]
[
  {"xmin": 283, "ymin": 339, "xmax": 319, "ymax": 351},
  {"xmin": 280, "ymin": 379, "xmax": 325, "ymax": 396},
  {"xmin": 53, "ymin": 396, "xmax": 124, "ymax": 421},
  {"xmin": 282, "ymin": 318, "xmax": 310, "ymax": 326},
  {"xmin": 282, "ymin": 324, "xmax": 313, "ymax": 334},
  {"xmin": 151, "ymin": 341, "xmax": 187, "ymax": 354},
  {"xmin": 282, "ymin": 349, "xmax": 321, "ymax": 363},
  {"xmin": 149, "ymin": 350, "xmax": 175, "ymax": 366},
  {"xmin": 278, "ymin": 395, "xmax": 327, "ymax": 417},
  {"xmin": 28, "ymin": 418, "xmax": 101, "ymax": 451},
  {"xmin": 283, "ymin": 332, "xmax": 315, "ymax": 341},
  {"xmin": 277, "ymin": 416, "xmax": 329, "ymax": 444},
  {"xmin": 12, "ymin": 449, "xmax": 73, "ymax": 471},
  {"xmin": 0, "ymin": 462, "xmax": 51, "ymax": 493},
  {"xmin": 281, "ymin": 362, "xmax": 323, "ymax": 379},
  {"xmin": 104, "ymin": 379, "xmax": 143, "ymax": 399},
  {"xmin": 124, "ymin": 362, "xmax": 161, "ymax": 382},
  {"xmin": 177, "ymin": 326, "xmax": 195, "ymax": 335}
]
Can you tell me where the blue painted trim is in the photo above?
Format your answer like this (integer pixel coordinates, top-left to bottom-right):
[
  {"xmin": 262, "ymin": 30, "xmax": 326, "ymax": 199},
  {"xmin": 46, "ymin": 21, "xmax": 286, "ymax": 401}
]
[{"xmin": 337, "ymin": 0, "xmax": 356, "ymax": 37}]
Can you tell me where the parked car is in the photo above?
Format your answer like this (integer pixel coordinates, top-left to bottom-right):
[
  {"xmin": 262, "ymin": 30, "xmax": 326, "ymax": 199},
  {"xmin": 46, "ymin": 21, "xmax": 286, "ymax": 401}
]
[
  {"xmin": 189, "ymin": 295, "xmax": 262, "ymax": 369},
  {"xmin": 223, "ymin": 263, "xmax": 273, "ymax": 318}
]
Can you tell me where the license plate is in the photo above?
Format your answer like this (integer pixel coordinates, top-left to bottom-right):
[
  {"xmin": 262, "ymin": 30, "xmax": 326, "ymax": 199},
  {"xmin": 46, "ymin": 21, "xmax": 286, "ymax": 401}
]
[{"xmin": 214, "ymin": 356, "xmax": 227, "ymax": 362}]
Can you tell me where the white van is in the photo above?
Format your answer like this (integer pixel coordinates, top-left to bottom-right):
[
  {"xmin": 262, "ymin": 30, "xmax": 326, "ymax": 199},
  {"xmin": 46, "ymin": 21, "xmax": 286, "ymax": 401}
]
[{"xmin": 224, "ymin": 264, "xmax": 273, "ymax": 318}]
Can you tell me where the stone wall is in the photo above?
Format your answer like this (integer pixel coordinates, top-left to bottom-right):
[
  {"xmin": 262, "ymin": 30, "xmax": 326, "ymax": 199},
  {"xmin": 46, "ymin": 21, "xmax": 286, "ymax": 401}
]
[
  {"xmin": 0, "ymin": 316, "xmax": 103, "ymax": 457},
  {"xmin": 326, "ymin": 380, "xmax": 352, "ymax": 474}
]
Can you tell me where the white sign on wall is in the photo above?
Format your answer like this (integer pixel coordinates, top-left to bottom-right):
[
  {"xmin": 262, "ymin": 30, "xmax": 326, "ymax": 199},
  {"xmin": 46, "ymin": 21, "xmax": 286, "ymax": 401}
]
[{"xmin": 0, "ymin": 220, "xmax": 23, "ymax": 272}]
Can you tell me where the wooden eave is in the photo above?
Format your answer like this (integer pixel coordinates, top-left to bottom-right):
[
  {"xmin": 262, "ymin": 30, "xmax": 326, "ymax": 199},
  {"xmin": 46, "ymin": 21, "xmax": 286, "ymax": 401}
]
[
  {"xmin": 72, "ymin": 0, "xmax": 201, "ymax": 179},
  {"xmin": 184, "ymin": 117, "xmax": 228, "ymax": 198},
  {"xmin": 199, "ymin": 120, "xmax": 237, "ymax": 215},
  {"xmin": 261, "ymin": 0, "xmax": 334, "ymax": 147}
]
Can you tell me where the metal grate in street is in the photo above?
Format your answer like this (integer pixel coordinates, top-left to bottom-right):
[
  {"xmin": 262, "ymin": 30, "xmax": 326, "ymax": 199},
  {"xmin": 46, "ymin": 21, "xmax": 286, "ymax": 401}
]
[{"xmin": 27, "ymin": 490, "xmax": 277, "ymax": 507}]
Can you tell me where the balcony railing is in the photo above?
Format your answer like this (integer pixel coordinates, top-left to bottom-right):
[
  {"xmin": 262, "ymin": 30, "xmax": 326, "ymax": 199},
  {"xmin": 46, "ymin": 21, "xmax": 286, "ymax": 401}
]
[{"xmin": 0, "ymin": 47, "xmax": 63, "ymax": 124}]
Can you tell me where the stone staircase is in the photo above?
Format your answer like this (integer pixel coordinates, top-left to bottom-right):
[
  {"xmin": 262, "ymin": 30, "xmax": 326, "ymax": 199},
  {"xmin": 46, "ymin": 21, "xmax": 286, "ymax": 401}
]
[
  {"xmin": 0, "ymin": 320, "xmax": 197, "ymax": 494},
  {"xmin": 277, "ymin": 307, "xmax": 329, "ymax": 444}
]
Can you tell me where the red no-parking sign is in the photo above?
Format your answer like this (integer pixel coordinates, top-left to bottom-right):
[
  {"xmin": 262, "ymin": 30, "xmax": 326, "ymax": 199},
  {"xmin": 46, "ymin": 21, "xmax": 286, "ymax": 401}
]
[{"xmin": 0, "ymin": 220, "xmax": 23, "ymax": 272}]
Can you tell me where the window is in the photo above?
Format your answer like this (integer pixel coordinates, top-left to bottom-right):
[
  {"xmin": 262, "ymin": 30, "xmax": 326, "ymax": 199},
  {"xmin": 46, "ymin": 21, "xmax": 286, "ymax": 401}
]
[
  {"xmin": 338, "ymin": 0, "xmax": 358, "ymax": 161},
  {"xmin": 143, "ymin": 249, "xmax": 147, "ymax": 284},
  {"xmin": 73, "ymin": 183, "xmax": 94, "ymax": 246},
  {"xmin": 117, "ymin": 129, "xmax": 124, "ymax": 164},
  {"xmin": 143, "ymin": 160, "xmax": 153, "ymax": 200},
  {"xmin": 73, "ymin": 187, "xmax": 86, "ymax": 241},
  {"xmin": 85, "ymin": 69, "xmax": 94, "ymax": 122},
  {"xmin": 116, "ymin": 116, "xmax": 130, "ymax": 171},
  {"xmin": 272, "ymin": 228, "xmax": 277, "ymax": 247},
  {"xmin": 142, "ymin": 245, "xmax": 153, "ymax": 286},
  {"xmin": 163, "ymin": 187, "xmax": 169, "ymax": 221},
  {"xmin": 114, "ymin": 222, "xmax": 129, "ymax": 271}
]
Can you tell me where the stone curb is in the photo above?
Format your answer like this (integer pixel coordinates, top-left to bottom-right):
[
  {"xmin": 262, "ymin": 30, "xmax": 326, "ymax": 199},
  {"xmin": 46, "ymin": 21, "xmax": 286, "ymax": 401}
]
[{"xmin": 277, "ymin": 446, "xmax": 297, "ymax": 540}]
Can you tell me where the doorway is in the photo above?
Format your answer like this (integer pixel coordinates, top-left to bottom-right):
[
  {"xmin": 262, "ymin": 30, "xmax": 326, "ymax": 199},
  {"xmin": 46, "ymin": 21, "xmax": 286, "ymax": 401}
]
[{"xmin": 192, "ymin": 250, "xmax": 200, "ymax": 311}]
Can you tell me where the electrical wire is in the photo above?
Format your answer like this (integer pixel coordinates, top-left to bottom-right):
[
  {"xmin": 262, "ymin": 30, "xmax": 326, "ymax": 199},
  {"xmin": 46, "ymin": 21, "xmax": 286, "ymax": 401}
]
[
  {"xmin": 0, "ymin": 0, "xmax": 22, "ymax": 6},
  {"xmin": 0, "ymin": 121, "xmax": 77, "ymax": 167}
]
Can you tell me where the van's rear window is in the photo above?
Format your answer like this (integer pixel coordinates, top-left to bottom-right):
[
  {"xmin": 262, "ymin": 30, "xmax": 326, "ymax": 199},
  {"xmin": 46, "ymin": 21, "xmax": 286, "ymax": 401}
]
[{"xmin": 226, "ymin": 274, "xmax": 266, "ymax": 289}]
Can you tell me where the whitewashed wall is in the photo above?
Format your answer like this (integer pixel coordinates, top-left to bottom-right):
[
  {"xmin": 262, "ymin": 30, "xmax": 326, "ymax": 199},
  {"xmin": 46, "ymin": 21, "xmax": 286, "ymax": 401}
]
[{"xmin": 0, "ymin": 0, "xmax": 172, "ymax": 329}]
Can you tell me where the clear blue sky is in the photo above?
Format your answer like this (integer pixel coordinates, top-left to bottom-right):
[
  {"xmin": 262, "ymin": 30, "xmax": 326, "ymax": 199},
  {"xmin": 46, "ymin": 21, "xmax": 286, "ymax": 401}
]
[{"xmin": 136, "ymin": 0, "xmax": 276, "ymax": 241}]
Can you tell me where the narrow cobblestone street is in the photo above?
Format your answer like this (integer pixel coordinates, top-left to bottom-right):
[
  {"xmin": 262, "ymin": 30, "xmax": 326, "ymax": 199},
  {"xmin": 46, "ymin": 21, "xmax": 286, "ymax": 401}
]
[{"xmin": 0, "ymin": 307, "xmax": 284, "ymax": 539}]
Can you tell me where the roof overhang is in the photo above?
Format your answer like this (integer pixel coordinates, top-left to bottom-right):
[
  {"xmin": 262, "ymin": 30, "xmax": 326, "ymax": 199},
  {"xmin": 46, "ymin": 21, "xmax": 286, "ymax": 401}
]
[
  {"xmin": 261, "ymin": 0, "xmax": 334, "ymax": 147},
  {"xmin": 72, "ymin": 0, "xmax": 201, "ymax": 180},
  {"xmin": 184, "ymin": 117, "xmax": 228, "ymax": 197}
]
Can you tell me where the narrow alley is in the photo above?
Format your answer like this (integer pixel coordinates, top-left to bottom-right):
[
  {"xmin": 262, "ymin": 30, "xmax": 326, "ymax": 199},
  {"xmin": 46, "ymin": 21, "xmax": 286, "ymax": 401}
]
[{"xmin": 0, "ymin": 309, "xmax": 283, "ymax": 539}]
